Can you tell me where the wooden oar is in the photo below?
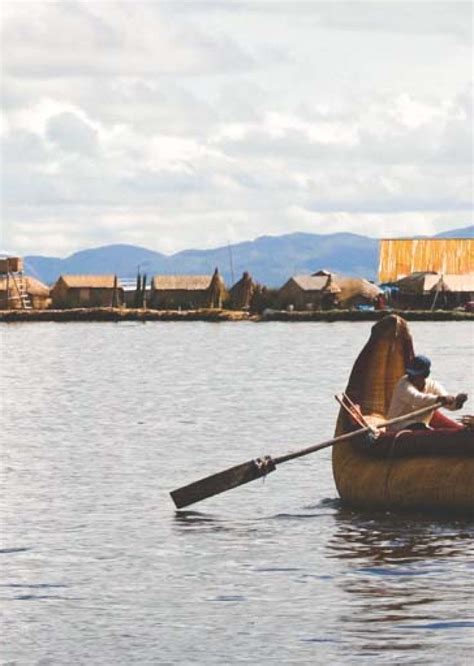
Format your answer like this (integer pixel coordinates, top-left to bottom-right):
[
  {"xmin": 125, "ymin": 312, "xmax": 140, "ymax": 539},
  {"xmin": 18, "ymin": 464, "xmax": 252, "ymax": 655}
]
[{"xmin": 170, "ymin": 401, "xmax": 444, "ymax": 509}]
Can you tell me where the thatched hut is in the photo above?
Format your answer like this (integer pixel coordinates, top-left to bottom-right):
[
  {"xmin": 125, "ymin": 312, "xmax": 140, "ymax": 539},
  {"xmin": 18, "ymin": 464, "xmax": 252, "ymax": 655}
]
[
  {"xmin": 331, "ymin": 274, "xmax": 382, "ymax": 308},
  {"xmin": 229, "ymin": 272, "xmax": 256, "ymax": 309},
  {"xmin": 50, "ymin": 275, "xmax": 123, "ymax": 309},
  {"xmin": 278, "ymin": 270, "xmax": 382, "ymax": 310},
  {"xmin": 150, "ymin": 268, "xmax": 226, "ymax": 310},
  {"xmin": 0, "ymin": 275, "xmax": 50, "ymax": 309},
  {"xmin": 278, "ymin": 271, "xmax": 341, "ymax": 310},
  {"xmin": 395, "ymin": 272, "xmax": 474, "ymax": 309}
]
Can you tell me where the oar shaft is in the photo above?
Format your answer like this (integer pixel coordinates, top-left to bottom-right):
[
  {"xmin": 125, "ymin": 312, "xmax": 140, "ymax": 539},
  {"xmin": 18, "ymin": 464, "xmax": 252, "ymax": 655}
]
[
  {"xmin": 274, "ymin": 426, "xmax": 370, "ymax": 464},
  {"xmin": 169, "ymin": 400, "xmax": 444, "ymax": 508},
  {"xmin": 274, "ymin": 400, "xmax": 443, "ymax": 465}
]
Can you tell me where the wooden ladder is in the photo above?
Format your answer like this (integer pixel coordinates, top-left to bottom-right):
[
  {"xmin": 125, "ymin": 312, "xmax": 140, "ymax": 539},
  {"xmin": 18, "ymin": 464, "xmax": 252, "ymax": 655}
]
[{"xmin": 10, "ymin": 272, "xmax": 32, "ymax": 309}]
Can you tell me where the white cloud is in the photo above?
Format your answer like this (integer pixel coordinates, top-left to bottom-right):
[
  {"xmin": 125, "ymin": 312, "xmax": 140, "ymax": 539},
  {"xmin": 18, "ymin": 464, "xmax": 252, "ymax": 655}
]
[
  {"xmin": 2, "ymin": 2, "xmax": 256, "ymax": 78},
  {"xmin": 46, "ymin": 111, "xmax": 99, "ymax": 156},
  {"xmin": 1, "ymin": 1, "xmax": 472, "ymax": 256}
]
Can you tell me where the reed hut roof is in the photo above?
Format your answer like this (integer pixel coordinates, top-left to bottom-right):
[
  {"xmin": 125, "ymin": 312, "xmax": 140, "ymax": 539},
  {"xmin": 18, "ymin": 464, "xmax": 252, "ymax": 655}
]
[
  {"xmin": 229, "ymin": 271, "xmax": 255, "ymax": 293},
  {"xmin": 433, "ymin": 274, "xmax": 474, "ymax": 292},
  {"xmin": 396, "ymin": 272, "xmax": 474, "ymax": 294},
  {"xmin": 291, "ymin": 275, "xmax": 341, "ymax": 293},
  {"xmin": 395, "ymin": 272, "xmax": 435, "ymax": 294},
  {"xmin": 59, "ymin": 275, "xmax": 118, "ymax": 288},
  {"xmin": 0, "ymin": 275, "xmax": 49, "ymax": 296},
  {"xmin": 299, "ymin": 270, "xmax": 382, "ymax": 302},
  {"xmin": 152, "ymin": 275, "xmax": 213, "ymax": 290},
  {"xmin": 334, "ymin": 275, "xmax": 382, "ymax": 301},
  {"xmin": 210, "ymin": 267, "xmax": 226, "ymax": 287}
]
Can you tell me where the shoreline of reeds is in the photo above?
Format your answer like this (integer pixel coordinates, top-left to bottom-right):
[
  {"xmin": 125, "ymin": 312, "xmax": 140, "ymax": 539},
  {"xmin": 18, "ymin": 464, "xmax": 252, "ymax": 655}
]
[{"xmin": 1, "ymin": 308, "xmax": 473, "ymax": 323}]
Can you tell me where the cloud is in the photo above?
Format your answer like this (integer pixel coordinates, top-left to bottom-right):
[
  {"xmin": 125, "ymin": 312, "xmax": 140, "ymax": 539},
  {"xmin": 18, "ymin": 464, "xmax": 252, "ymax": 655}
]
[
  {"xmin": 178, "ymin": 1, "xmax": 472, "ymax": 41},
  {"xmin": 2, "ymin": 2, "xmax": 256, "ymax": 78},
  {"xmin": 2, "ymin": 129, "xmax": 48, "ymax": 165},
  {"xmin": 215, "ymin": 89, "xmax": 473, "ymax": 170},
  {"xmin": 313, "ymin": 1, "xmax": 472, "ymax": 41},
  {"xmin": 46, "ymin": 112, "xmax": 99, "ymax": 156},
  {"xmin": 1, "ymin": 1, "xmax": 472, "ymax": 256}
]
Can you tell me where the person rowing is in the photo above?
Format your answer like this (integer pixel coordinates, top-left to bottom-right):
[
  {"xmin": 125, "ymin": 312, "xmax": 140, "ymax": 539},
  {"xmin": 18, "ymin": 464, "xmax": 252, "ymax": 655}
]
[{"xmin": 386, "ymin": 355, "xmax": 468, "ymax": 432}]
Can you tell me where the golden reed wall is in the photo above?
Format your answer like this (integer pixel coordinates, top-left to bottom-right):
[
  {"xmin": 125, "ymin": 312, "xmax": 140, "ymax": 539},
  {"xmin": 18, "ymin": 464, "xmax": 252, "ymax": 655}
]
[{"xmin": 378, "ymin": 238, "xmax": 474, "ymax": 283}]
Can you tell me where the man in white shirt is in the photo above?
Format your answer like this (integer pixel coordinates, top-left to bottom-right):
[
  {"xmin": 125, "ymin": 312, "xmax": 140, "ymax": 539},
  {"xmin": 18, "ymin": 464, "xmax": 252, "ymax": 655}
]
[{"xmin": 387, "ymin": 355, "xmax": 467, "ymax": 432}]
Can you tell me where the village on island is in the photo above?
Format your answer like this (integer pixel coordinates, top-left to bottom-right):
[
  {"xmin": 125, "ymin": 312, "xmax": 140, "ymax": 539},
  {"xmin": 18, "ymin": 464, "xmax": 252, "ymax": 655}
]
[{"xmin": 1, "ymin": 237, "xmax": 473, "ymax": 320}]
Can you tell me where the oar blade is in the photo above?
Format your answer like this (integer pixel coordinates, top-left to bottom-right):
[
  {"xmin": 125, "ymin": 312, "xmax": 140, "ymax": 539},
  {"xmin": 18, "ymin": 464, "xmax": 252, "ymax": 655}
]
[{"xmin": 170, "ymin": 456, "xmax": 275, "ymax": 509}]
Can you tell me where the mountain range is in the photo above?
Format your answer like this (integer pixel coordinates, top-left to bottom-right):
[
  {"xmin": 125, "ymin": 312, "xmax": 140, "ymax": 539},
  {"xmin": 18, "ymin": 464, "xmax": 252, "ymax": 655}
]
[{"xmin": 24, "ymin": 226, "xmax": 473, "ymax": 287}]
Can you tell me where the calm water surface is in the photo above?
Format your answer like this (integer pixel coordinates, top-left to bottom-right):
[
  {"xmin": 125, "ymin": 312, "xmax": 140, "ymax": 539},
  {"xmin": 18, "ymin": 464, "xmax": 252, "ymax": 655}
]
[{"xmin": 1, "ymin": 321, "xmax": 473, "ymax": 665}]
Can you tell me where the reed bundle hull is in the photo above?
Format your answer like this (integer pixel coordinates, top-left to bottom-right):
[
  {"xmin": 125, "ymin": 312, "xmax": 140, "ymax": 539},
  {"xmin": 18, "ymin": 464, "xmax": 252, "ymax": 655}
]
[
  {"xmin": 332, "ymin": 432, "xmax": 474, "ymax": 514},
  {"xmin": 332, "ymin": 315, "xmax": 474, "ymax": 515}
]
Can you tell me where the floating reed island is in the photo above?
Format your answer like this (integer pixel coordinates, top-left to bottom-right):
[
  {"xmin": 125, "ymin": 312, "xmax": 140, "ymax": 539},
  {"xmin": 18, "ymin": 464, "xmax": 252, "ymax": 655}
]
[
  {"xmin": 0, "ymin": 307, "xmax": 473, "ymax": 323},
  {"xmin": 0, "ymin": 308, "xmax": 249, "ymax": 323}
]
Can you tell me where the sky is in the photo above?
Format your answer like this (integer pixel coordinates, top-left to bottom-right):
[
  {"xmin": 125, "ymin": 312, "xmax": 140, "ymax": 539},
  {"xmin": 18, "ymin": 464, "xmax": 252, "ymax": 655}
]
[{"xmin": 1, "ymin": 0, "xmax": 473, "ymax": 257}]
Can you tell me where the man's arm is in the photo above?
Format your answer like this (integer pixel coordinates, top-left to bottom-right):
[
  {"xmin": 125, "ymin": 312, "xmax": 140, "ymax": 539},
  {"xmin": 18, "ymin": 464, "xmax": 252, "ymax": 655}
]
[
  {"xmin": 404, "ymin": 381, "xmax": 446, "ymax": 408},
  {"xmin": 428, "ymin": 381, "xmax": 468, "ymax": 411}
]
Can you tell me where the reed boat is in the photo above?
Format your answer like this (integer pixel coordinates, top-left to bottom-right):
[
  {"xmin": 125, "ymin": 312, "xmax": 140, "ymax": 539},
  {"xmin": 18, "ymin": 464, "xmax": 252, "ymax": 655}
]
[{"xmin": 332, "ymin": 315, "xmax": 474, "ymax": 514}]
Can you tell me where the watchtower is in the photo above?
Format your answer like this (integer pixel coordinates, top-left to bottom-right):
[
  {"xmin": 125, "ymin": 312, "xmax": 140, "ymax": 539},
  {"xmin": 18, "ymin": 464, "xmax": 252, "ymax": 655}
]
[{"xmin": 0, "ymin": 257, "xmax": 32, "ymax": 309}]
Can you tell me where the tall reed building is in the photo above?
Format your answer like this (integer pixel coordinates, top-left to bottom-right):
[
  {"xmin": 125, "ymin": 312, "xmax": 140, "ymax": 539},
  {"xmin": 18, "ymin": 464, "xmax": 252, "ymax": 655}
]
[
  {"xmin": 378, "ymin": 238, "xmax": 474, "ymax": 309},
  {"xmin": 378, "ymin": 238, "xmax": 473, "ymax": 283}
]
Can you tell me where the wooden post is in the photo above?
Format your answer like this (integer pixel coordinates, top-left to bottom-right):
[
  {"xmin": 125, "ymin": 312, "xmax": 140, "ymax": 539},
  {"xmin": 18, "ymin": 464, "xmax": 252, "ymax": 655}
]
[
  {"xmin": 142, "ymin": 274, "xmax": 147, "ymax": 309},
  {"xmin": 112, "ymin": 275, "xmax": 118, "ymax": 308},
  {"xmin": 431, "ymin": 274, "xmax": 443, "ymax": 311}
]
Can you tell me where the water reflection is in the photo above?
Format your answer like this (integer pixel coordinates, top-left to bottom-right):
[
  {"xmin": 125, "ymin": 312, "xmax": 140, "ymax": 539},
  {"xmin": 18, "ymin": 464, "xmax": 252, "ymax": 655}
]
[
  {"xmin": 329, "ymin": 507, "xmax": 473, "ymax": 563},
  {"xmin": 172, "ymin": 510, "xmax": 260, "ymax": 536},
  {"xmin": 327, "ymin": 507, "xmax": 474, "ymax": 658},
  {"xmin": 172, "ymin": 510, "xmax": 229, "ymax": 533},
  {"xmin": 174, "ymin": 510, "xmax": 219, "ymax": 525}
]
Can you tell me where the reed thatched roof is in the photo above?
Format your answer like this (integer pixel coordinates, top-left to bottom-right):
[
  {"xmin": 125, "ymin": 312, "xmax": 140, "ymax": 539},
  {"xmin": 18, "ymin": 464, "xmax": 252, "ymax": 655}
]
[
  {"xmin": 229, "ymin": 271, "xmax": 255, "ymax": 293},
  {"xmin": 151, "ymin": 275, "xmax": 213, "ymax": 290},
  {"xmin": 433, "ymin": 274, "xmax": 474, "ymax": 292},
  {"xmin": 334, "ymin": 275, "xmax": 382, "ymax": 301},
  {"xmin": 291, "ymin": 275, "xmax": 341, "ymax": 293},
  {"xmin": 229, "ymin": 271, "xmax": 255, "ymax": 308},
  {"xmin": 291, "ymin": 270, "xmax": 382, "ymax": 303},
  {"xmin": 58, "ymin": 275, "xmax": 119, "ymax": 288},
  {"xmin": 396, "ymin": 272, "xmax": 474, "ymax": 294},
  {"xmin": 0, "ymin": 276, "xmax": 49, "ymax": 296}
]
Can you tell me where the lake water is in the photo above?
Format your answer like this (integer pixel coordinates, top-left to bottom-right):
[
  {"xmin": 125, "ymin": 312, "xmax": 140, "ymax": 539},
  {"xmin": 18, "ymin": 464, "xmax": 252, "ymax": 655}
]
[{"xmin": 1, "ymin": 320, "xmax": 473, "ymax": 665}]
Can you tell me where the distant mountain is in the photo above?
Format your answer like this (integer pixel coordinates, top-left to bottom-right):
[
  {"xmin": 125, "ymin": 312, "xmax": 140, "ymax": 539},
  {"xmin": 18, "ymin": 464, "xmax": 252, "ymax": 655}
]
[
  {"xmin": 434, "ymin": 226, "xmax": 473, "ymax": 239},
  {"xmin": 171, "ymin": 232, "xmax": 380, "ymax": 287},
  {"xmin": 25, "ymin": 245, "xmax": 167, "ymax": 286},
  {"xmin": 24, "ymin": 226, "xmax": 474, "ymax": 287}
]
